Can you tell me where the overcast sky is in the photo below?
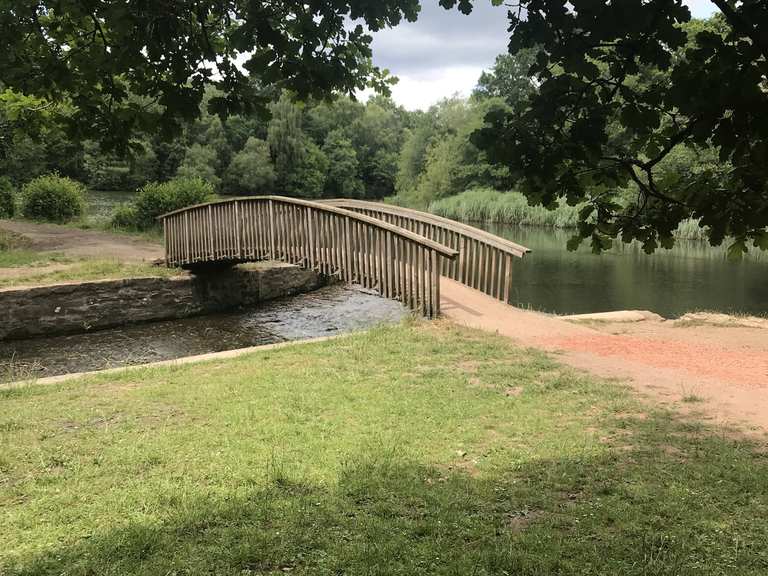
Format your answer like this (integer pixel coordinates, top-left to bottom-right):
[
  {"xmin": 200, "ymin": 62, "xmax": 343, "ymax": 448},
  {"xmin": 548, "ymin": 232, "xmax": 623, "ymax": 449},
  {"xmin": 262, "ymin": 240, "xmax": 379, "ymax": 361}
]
[{"xmin": 364, "ymin": 0, "xmax": 718, "ymax": 110}]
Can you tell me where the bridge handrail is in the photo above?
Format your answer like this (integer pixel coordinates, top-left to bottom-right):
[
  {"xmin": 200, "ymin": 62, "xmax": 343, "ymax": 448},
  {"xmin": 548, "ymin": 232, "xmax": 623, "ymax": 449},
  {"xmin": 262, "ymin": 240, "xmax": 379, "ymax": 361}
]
[
  {"xmin": 157, "ymin": 196, "xmax": 458, "ymax": 258},
  {"xmin": 321, "ymin": 199, "xmax": 530, "ymax": 258}
]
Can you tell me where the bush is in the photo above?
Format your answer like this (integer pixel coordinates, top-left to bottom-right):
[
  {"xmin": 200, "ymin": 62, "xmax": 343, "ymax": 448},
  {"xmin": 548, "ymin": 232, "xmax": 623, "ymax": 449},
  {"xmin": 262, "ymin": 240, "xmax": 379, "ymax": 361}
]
[
  {"xmin": 0, "ymin": 177, "xmax": 16, "ymax": 218},
  {"xmin": 131, "ymin": 177, "xmax": 214, "ymax": 229},
  {"xmin": 110, "ymin": 202, "xmax": 138, "ymax": 229},
  {"xmin": 20, "ymin": 174, "xmax": 86, "ymax": 223}
]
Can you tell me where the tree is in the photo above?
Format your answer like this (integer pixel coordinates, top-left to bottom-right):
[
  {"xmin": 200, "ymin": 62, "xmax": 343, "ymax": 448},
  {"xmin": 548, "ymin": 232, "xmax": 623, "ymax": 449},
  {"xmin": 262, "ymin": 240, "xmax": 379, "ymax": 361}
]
[
  {"xmin": 176, "ymin": 144, "xmax": 221, "ymax": 190},
  {"xmin": 473, "ymin": 48, "xmax": 538, "ymax": 110},
  {"xmin": 323, "ymin": 130, "xmax": 364, "ymax": 198},
  {"xmin": 347, "ymin": 98, "xmax": 408, "ymax": 199},
  {"xmin": 268, "ymin": 94, "xmax": 307, "ymax": 191},
  {"xmin": 0, "ymin": 1, "xmax": 420, "ymax": 152},
  {"xmin": 469, "ymin": 3, "xmax": 768, "ymax": 254},
  {"xmin": 290, "ymin": 142, "xmax": 328, "ymax": 199},
  {"xmin": 395, "ymin": 97, "xmax": 508, "ymax": 207},
  {"xmin": 222, "ymin": 137, "xmax": 276, "ymax": 195}
]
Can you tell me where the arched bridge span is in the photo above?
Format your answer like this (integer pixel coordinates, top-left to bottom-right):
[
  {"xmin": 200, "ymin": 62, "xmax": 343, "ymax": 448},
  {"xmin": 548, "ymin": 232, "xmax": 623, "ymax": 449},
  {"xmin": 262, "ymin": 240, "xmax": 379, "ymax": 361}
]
[
  {"xmin": 158, "ymin": 196, "xmax": 458, "ymax": 317},
  {"xmin": 158, "ymin": 196, "xmax": 530, "ymax": 317}
]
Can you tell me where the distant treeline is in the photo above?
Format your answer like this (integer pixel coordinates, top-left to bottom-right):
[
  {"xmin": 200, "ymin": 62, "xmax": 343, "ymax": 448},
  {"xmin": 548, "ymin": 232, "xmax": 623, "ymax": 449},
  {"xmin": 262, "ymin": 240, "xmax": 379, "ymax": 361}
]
[{"xmin": 1, "ymin": 18, "xmax": 724, "ymax": 242}]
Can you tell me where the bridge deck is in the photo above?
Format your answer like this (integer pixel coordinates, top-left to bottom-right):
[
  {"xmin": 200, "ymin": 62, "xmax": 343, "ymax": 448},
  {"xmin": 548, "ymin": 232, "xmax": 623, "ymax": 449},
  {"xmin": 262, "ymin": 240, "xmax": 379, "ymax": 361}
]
[{"xmin": 158, "ymin": 196, "xmax": 529, "ymax": 318}]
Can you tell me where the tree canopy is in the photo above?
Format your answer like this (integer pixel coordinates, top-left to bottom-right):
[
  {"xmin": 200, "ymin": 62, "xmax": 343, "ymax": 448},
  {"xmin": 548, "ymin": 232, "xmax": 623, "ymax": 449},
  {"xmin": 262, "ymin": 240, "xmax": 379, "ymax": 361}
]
[
  {"xmin": 471, "ymin": 0, "xmax": 768, "ymax": 253},
  {"xmin": 0, "ymin": 0, "xmax": 420, "ymax": 152}
]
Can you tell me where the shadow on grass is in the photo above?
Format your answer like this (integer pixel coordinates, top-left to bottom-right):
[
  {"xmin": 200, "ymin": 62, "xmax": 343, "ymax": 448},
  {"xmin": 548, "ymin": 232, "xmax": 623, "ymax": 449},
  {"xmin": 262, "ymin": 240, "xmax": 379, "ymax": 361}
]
[{"xmin": 6, "ymin": 410, "xmax": 768, "ymax": 576}]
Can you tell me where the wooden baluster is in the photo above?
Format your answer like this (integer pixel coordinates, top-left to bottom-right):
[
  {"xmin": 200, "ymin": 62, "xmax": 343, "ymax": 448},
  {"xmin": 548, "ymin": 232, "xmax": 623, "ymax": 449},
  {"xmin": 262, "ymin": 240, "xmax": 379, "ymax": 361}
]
[
  {"xmin": 308, "ymin": 209, "xmax": 316, "ymax": 270},
  {"xmin": 234, "ymin": 201, "xmax": 241, "ymax": 259},
  {"xmin": 379, "ymin": 228, "xmax": 386, "ymax": 296},
  {"xmin": 426, "ymin": 247, "xmax": 433, "ymax": 317},
  {"xmin": 287, "ymin": 205, "xmax": 295, "ymax": 263},
  {"xmin": 504, "ymin": 254, "xmax": 512, "ymax": 304},
  {"xmin": 432, "ymin": 251, "xmax": 441, "ymax": 317},
  {"xmin": 267, "ymin": 200, "xmax": 275, "ymax": 260},
  {"xmin": 333, "ymin": 214, "xmax": 340, "ymax": 277},
  {"xmin": 408, "ymin": 241, "xmax": 416, "ymax": 310},
  {"xmin": 365, "ymin": 225, "xmax": 373, "ymax": 289},
  {"xmin": 385, "ymin": 231, "xmax": 394, "ymax": 299},
  {"xmin": 401, "ymin": 239, "xmax": 409, "ymax": 308},
  {"xmin": 183, "ymin": 211, "xmax": 190, "ymax": 264},
  {"xmin": 344, "ymin": 216, "xmax": 352, "ymax": 283},
  {"xmin": 414, "ymin": 242, "xmax": 421, "ymax": 312}
]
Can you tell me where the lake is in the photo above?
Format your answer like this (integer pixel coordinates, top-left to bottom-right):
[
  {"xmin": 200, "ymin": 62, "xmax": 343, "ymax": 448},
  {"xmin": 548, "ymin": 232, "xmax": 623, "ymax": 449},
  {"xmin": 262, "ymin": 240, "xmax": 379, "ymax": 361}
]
[{"xmin": 481, "ymin": 224, "xmax": 768, "ymax": 318}]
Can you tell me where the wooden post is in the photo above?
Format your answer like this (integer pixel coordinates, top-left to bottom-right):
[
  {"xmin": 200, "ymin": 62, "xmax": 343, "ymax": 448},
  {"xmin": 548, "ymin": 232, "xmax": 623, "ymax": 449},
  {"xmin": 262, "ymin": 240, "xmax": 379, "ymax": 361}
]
[
  {"xmin": 431, "ymin": 251, "xmax": 440, "ymax": 317},
  {"xmin": 268, "ymin": 199, "xmax": 276, "ymax": 260},
  {"xmin": 504, "ymin": 254, "xmax": 512, "ymax": 304}
]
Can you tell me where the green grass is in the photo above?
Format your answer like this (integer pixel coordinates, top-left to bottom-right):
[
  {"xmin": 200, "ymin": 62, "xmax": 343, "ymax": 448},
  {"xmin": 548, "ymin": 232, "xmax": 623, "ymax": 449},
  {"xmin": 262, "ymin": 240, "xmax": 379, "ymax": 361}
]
[
  {"xmin": 427, "ymin": 188, "xmax": 724, "ymax": 243},
  {"xmin": 0, "ymin": 259, "xmax": 179, "ymax": 288},
  {"xmin": 1, "ymin": 322, "xmax": 766, "ymax": 575},
  {"xmin": 0, "ymin": 227, "xmax": 174, "ymax": 288},
  {"xmin": 429, "ymin": 188, "xmax": 581, "ymax": 228}
]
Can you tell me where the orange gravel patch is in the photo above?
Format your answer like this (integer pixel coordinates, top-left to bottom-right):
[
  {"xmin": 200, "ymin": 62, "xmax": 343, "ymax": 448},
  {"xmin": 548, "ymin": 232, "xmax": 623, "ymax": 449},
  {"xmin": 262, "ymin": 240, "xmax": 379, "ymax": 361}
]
[{"xmin": 545, "ymin": 335, "xmax": 768, "ymax": 387}]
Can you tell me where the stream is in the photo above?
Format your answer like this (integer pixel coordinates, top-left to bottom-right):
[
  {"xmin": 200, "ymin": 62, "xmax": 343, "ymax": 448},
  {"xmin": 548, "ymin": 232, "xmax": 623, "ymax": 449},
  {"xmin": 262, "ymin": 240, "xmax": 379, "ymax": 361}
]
[{"xmin": 0, "ymin": 284, "xmax": 407, "ymax": 381}]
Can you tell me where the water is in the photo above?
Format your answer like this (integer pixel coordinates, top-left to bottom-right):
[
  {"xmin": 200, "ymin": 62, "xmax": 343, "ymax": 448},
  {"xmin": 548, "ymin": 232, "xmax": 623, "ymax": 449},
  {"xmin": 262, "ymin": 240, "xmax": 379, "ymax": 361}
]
[
  {"xmin": 0, "ymin": 285, "xmax": 407, "ymax": 380},
  {"xmin": 86, "ymin": 189, "xmax": 137, "ymax": 224},
  {"xmin": 482, "ymin": 224, "xmax": 768, "ymax": 318}
]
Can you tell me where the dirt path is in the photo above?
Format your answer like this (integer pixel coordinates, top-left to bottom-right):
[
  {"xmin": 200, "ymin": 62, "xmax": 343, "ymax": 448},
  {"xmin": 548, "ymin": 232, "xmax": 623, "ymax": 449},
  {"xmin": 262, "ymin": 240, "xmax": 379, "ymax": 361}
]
[
  {"xmin": 0, "ymin": 219, "xmax": 162, "ymax": 262},
  {"xmin": 441, "ymin": 278, "xmax": 768, "ymax": 436}
]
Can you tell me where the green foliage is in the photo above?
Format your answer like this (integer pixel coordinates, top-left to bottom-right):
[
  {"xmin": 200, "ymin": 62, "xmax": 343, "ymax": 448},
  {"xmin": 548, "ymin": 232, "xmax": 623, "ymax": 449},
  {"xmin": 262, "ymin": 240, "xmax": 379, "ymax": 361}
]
[
  {"xmin": 222, "ymin": 138, "xmax": 276, "ymax": 195},
  {"xmin": 473, "ymin": 8, "xmax": 768, "ymax": 252},
  {"xmin": 395, "ymin": 98, "xmax": 509, "ymax": 207},
  {"xmin": 268, "ymin": 95, "xmax": 307, "ymax": 189},
  {"xmin": 20, "ymin": 174, "xmax": 86, "ymax": 223},
  {"xmin": 473, "ymin": 48, "xmax": 538, "ymax": 110},
  {"xmin": 283, "ymin": 141, "xmax": 328, "ymax": 199},
  {"xmin": 0, "ymin": 177, "xmax": 16, "ymax": 218},
  {"xmin": 176, "ymin": 144, "xmax": 222, "ymax": 190},
  {"xmin": 429, "ymin": 188, "xmax": 580, "ymax": 228},
  {"xmin": 109, "ymin": 203, "xmax": 138, "ymax": 229},
  {"xmin": 129, "ymin": 177, "xmax": 214, "ymax": 230},
  {"xmin": 322, "ymin": 130, "xmax": 364, "ymax": 198},
  {"xmin": 0, "ymin": 1, "xmax": 420, "ymax": 152}
]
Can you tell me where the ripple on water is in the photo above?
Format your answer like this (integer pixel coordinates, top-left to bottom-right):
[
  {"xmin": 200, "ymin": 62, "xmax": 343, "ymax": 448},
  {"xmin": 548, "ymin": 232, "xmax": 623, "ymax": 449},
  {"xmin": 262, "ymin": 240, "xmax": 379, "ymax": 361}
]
[{"xmin": 0, "ymin": 284, "xmax": 408, "ymax": 380}]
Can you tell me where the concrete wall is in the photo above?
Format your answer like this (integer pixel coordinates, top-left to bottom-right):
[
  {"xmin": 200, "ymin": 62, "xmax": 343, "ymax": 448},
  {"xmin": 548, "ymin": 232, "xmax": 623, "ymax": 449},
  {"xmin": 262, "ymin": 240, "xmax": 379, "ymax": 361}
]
[{"xmin": 0, "ymin": 262, "xmax": 325, "ymax": 341}]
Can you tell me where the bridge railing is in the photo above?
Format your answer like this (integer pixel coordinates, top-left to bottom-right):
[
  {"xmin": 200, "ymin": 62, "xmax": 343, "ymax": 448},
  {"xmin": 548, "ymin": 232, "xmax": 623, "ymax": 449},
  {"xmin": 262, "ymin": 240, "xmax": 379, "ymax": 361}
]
[
  {"xmin": 322, "ymin": 199, "xmax": 530, "ymax": 303},
  {"xmin": 157, "ymin": 196, "xmax": 458, "ymax": 317}
]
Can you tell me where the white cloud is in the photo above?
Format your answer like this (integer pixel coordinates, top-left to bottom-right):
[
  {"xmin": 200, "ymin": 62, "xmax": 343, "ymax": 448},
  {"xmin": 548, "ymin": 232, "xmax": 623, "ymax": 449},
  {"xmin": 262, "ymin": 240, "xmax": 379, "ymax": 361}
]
[{"xmin": 363, "ymin": 0, "xmax": 719, "ymax": 111}]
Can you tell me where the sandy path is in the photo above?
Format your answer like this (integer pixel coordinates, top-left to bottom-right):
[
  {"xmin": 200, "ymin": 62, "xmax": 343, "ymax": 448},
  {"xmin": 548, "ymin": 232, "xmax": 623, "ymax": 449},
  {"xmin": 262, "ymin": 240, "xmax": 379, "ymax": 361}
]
[
  {"xmin": 441, "ymin": 278, "xmax": 768, "ymax": 436},
  {"xmin": 0, "ymin": 219, "xmax": 162, "ymax": 262}
]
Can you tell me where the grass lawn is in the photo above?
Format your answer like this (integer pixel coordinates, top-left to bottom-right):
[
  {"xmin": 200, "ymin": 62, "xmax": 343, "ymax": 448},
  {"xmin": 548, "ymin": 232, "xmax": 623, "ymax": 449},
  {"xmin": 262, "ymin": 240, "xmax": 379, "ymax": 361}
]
[
  {"xmin": 0, "ymin": 228, "xmax": 175, "ymax": 288},
  {"xmin": 1, "ymin": 322, "xmax": 766, "ymax": 575},
  {"xmin": 0, "ymin": 258, "xmax": 178, "ymax": 288}
]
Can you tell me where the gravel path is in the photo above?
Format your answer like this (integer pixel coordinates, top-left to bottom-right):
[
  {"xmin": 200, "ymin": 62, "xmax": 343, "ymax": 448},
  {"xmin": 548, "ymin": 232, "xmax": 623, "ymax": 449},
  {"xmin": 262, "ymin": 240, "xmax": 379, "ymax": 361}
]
[{"xmin": 441, "ymin": 278, "xmax": 768, "ymax": 436}]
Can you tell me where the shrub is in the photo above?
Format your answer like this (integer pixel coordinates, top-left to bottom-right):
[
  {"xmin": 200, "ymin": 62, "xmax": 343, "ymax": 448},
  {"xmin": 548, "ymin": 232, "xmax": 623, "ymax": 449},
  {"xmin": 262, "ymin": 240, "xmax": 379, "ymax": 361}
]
[
  {"xmin": 110, "ymin": 202, "xmax": 138, "ymax": 229},
  {"xmin": 0, "ymin": 177, "xmax": 16, "ymax": 218},
  {"xmin": 20, "ymin": 174, "xmax": 86, "ymax": 223},
  {"xmin": 131, "ymin": 177, "xmax": 214, "ymax": 229}
]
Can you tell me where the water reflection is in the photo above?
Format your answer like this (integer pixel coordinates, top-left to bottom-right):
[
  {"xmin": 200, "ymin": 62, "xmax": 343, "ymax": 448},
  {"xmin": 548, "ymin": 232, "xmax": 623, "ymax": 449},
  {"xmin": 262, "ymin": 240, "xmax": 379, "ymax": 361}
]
[
  {"xmin": 482, "ymin": 224, "xmax": 768, "ymax": 318},
  {"xmin": 0, "ymin": 285, "xmax": 407, "ymax": 380}
]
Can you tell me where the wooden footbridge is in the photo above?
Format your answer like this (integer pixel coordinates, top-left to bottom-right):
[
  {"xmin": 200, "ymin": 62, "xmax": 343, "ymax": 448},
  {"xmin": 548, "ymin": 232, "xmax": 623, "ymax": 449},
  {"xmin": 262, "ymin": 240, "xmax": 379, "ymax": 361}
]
[{"xmin": 158, "ymin": 197, "xmax": 529, "ymax": 317}]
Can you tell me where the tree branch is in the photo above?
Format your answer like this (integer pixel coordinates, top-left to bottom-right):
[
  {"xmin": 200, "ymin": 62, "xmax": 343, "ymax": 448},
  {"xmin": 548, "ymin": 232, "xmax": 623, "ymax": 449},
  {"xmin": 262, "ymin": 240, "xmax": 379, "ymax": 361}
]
[{"xmin": 708, "ymin": 0, "xmax": 768, "ymax": 60}]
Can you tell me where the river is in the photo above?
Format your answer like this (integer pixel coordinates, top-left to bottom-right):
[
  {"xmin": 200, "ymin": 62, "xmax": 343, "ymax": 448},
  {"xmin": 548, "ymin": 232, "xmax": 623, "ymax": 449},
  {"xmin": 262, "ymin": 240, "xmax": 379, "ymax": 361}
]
[{"xmin": 481, "ymin": 224, "xmax": 768, "ymax": 318}]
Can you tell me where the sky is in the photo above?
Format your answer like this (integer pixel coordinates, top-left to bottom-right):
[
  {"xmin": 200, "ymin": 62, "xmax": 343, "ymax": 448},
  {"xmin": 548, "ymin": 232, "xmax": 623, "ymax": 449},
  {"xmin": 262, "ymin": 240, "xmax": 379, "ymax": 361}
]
[{"xmin": 363, "ymin": 0, "xmax": 718, "ymax": 110}]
